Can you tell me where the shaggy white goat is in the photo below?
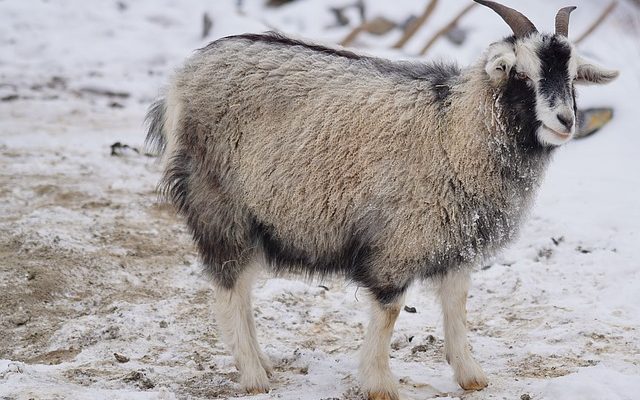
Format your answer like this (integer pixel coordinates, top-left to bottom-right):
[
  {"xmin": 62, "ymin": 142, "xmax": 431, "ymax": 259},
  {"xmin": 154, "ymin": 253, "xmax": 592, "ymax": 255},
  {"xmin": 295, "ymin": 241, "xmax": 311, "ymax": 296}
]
[{"xmin": 146, "ymin": 1, "xmax": 618, "ymax": 398}]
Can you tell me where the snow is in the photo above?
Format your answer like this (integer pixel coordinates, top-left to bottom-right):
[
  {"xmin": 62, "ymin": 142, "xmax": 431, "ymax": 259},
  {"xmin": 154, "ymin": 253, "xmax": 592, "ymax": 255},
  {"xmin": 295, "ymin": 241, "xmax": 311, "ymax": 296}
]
[
  {"xmin": 543, "ymin": 364, "xmax": 640, "ymax": 400},
  {"xmin": 1, "ymin": 0, "xmax": 639, "ymax": 399}
]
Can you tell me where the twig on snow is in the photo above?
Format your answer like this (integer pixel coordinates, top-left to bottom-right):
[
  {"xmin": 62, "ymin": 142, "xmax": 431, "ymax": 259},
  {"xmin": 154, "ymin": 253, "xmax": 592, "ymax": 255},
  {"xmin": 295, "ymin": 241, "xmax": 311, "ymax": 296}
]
[
  {"xmin": 574, "ymin": 1, "xmax": 618, "ymax": 45},
  {"xmin": 419, "ymin": 2, "xmax": 477, "ymax": 56},
  {"xmin": 392, "ymin": 0, "xmax": 439, "ymax": 49}
]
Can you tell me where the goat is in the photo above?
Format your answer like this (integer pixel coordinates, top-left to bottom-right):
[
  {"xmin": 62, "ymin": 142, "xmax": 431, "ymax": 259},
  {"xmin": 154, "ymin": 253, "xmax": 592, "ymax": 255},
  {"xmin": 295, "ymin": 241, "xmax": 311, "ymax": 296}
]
[{"xmin": 146, "ymin": 1, "xmax": 618, "ymax": 398}]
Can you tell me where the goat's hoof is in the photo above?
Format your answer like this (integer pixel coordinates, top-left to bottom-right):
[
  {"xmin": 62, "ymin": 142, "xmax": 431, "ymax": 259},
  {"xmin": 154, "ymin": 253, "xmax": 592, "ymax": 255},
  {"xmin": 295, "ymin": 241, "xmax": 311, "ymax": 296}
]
[
  {"xmin": 460, "ymin": 379, "xmax": 488, "ymax": 391},
  {"xmin": 241, "ymin": 367, "xmax": 270, "ymax": 394},
  {"xmin": 246, "ymin": 386, "xmax": 270, "ymax": 395},
  {"xmin": 245, "ymin": 379, "xmax": 270, "ymax": 395},
  {"xmin": 456, "ymin": 360, "xmax": 488, "ymax": 391},
  {"xmin": 458, "ymin": 373, "xmax": 488, "ymax": 391},
  {"xmin": 368, "ymin": 391, "xmax": 400, "ymax": 400}
]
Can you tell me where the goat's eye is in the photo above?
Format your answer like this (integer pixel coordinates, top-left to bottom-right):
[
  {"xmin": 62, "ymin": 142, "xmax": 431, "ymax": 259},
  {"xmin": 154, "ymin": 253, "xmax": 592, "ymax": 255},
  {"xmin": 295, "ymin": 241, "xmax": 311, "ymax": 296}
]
[{"xmin": 516, "ymin": 71, "xmax": 529, "ymax": 81}]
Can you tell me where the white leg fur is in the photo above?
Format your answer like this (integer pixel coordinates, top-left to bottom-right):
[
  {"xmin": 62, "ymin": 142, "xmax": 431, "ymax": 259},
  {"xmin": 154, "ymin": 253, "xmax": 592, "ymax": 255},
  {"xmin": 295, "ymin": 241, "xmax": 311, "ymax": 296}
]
[
  {"xmin": 213, "ymin": 262, "xmax": 272, "ymax": 393},
  {"xmin": 437, "ymin": 269, "xmax": 488, "ymax": 391},
  {"xmin": 359, "ymin": 295, "xmax": 404, "ymax": 400}
]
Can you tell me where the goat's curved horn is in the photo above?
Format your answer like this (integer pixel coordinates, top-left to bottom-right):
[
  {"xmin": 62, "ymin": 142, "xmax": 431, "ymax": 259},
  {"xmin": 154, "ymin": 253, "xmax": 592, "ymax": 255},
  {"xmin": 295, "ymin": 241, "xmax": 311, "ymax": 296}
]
[
  {"xmin": 555, "ymin": 6, "xmax": 577, "ymax": 37},
  {"xmin": 474, "ymin": 0, "xmax": 538, "ymax": 38}
]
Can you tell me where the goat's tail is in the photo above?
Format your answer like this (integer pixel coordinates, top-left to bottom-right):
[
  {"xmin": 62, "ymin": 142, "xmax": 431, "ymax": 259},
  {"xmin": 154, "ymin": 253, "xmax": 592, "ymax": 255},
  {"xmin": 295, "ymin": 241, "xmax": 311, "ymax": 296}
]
[
  {"xmin": 144, "ymin": 98, "xmax": 168, "ymax": 157},
  {"xmin": 145, "ymin": 92, "xmax": 187, "ymax": 208}
]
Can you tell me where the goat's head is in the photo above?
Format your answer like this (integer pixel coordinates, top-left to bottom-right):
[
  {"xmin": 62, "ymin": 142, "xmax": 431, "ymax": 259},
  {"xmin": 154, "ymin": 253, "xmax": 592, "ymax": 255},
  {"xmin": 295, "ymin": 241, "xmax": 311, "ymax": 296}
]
[{"xmin": 476, "ymin": 0, "xmax": 619, "ymax": 146}]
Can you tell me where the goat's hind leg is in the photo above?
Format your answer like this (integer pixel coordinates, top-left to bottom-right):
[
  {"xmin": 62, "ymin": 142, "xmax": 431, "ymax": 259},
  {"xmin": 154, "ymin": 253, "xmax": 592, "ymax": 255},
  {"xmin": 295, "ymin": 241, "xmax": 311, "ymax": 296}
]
[
  {"xmin": 437, "ymin": 269, "xmax": 487, "ymax": 390},
  {"xmin": 212, "ymin": 259, "xmax": 272, "ymax": 393}
]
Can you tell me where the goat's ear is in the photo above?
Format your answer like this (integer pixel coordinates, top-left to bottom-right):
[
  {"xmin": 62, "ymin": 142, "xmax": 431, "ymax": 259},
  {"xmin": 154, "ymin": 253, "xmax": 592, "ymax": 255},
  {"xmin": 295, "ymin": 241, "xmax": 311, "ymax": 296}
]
[
  {"xmin": 575, "ymin": 57, "xmax": 619, "ymax": 85},
  {"xmin": 485, "ymin": 43, "xmax": 516, "ymax": 82}
]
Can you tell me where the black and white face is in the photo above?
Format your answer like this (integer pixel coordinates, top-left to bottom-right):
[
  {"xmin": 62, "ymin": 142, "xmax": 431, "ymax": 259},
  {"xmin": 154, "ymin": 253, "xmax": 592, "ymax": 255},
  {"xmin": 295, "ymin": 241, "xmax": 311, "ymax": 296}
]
[{"xmin": 485, "ymin": 33, "xmax": 618, "ymax": 147}]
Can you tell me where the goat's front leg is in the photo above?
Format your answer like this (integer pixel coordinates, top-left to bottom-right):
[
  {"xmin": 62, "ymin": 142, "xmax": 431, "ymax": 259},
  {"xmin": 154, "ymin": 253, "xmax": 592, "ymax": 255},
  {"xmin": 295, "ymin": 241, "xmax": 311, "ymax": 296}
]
[
  {"xmin": 437, "ymin": 269, "xmax": 488, "ymax": 390},
  {"xmin": 359, "ymin": 293, "xmax": 405, "ymax": 400}
]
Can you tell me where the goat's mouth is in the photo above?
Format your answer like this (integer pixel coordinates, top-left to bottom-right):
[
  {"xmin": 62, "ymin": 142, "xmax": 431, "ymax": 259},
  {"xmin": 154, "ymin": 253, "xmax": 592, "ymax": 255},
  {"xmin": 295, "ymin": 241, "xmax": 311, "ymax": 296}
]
[{"xmin": 542, "ymin": 124, "xmax": 572, "ymax": 140}]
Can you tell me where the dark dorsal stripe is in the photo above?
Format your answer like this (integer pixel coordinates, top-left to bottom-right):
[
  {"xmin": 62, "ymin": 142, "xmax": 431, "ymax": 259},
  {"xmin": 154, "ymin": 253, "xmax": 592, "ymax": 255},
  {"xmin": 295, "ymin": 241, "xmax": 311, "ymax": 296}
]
[
  {"xmin": 202, "ymin": 32, "xmax": 461, "ymax": 105},
  {"xmin": 212, "ymin": 31, "xmax": 362, "ymax": 60}
]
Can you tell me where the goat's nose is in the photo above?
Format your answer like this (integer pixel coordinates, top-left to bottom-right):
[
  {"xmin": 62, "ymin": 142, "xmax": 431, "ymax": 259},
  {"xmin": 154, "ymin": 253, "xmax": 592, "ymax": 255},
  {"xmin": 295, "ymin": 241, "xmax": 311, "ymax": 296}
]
[{"xmin": 556, "ymin": 112, "xmax": 574, "ymax": 131}]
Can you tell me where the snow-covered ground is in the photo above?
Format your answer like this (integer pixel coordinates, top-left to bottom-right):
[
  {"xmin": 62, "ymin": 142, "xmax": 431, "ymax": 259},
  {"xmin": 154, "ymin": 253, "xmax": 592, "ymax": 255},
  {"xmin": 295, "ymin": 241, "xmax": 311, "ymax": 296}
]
[{"xmin": 1, "ymin": 0, "xmax": 639, "ymax": 399}]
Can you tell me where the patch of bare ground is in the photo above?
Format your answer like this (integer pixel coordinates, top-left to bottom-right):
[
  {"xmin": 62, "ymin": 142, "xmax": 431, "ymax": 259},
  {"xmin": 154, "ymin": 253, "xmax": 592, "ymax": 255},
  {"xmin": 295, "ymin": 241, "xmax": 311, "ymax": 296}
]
[
  {"xmin": 0, "ymin": 145, "xmax": 196, "ymax": 369},
  {"xmin": 511, "ymin": 353, "xmax": 598, "ymax": 379}
]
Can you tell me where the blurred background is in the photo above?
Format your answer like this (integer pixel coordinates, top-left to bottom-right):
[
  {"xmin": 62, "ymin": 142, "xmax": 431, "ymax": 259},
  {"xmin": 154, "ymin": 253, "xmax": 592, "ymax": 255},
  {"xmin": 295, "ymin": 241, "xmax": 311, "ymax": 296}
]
[
  {"xmin": 1, "ymin": 1, "xmax": 639, "ymax": 400},
  {"xmin": 2, "ymin": 0, "xmax": 638, "ymax": 113}
]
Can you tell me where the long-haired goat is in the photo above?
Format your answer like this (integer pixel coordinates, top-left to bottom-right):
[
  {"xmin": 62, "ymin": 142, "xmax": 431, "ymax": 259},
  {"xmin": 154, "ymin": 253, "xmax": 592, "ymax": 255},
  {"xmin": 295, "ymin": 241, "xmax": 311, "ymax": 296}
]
[{"xmin": 146, "ymin": 1, "xmax": 618, "ymax": 398}]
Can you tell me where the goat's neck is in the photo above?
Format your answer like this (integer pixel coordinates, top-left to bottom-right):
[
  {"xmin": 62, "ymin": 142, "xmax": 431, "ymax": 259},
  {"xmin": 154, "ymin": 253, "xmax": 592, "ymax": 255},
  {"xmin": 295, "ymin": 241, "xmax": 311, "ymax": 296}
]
[{"xmin": 441, "ymin": 65, "xmax": 552, "ymax": 204}]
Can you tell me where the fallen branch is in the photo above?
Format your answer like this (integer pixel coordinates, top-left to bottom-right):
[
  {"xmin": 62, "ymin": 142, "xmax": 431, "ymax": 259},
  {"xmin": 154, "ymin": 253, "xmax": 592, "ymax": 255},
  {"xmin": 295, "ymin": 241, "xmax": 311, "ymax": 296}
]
[
  {"xmin": 419, "ymin": 3, "xmax": 477, "ymax": 56},
  {"xmin": 339, "ymin": 23, "xmax": 367, "ymax": 47},
  {"xmin": 78, "ymin": 87, "xmax": 130, "ymax": 98},
  {"xmin": 574, "ymin": 0, "xmax": 618, "ymax": 45},
  {"xmin": 339, "ymin": 19, "xmax": 394, "ymax": 46},
  {"xmin": 392, "ymin": 0, "xmax": 439, "ymax": 49}
]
